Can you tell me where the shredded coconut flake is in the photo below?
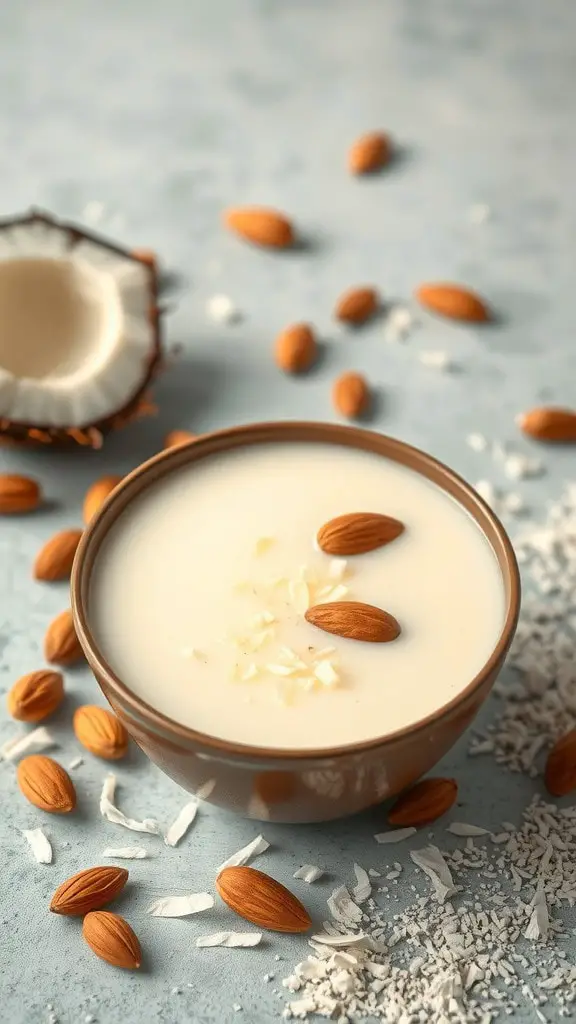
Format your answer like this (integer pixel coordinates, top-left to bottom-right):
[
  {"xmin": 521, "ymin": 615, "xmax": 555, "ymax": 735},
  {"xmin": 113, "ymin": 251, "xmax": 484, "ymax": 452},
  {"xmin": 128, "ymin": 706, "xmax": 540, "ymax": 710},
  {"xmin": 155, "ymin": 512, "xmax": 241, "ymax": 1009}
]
[
  {"xmin": 196, "ymin": 931, "xmax": 262, "ymax": 948},
  {"xmin": 1, "ymin": 727, "xmax": 55, "ymax": 761},
  {"xmin": 68, "ymin": 756, "xmax": 84, "ymax": 770},
  {"xmin": 374, "ymin": 827, "xmax": 417, "ymax": 844},
  {"xmin": 148, "ymin": 893, "xmax": 214, "ymax": 918},
  {"xmin": 102, "ymin": 846, "xmax": 148, "ymax": 859},
  {"xmin": 352, "ymin": 864, "xmax": 372, "ymax": 904},
  {"xmin": 164, "ymin": 799, "xmax": 198, "ymax": 847},
  {"xmin": 217, "ymin": 834, "xmax": 270, "ymax": 871},
  {"xmin": 293, "ymin": 865, "xmax": 324, "ymax": 884},
  {"xmin": 384, "ymin": 305, "xmax": 418, "ymax": 343},
  {"xmin": 99, "ymin": 774, "xmax": 161, "ymax": 835},
  {"xmin": 410, "ymin": 845, "xmax": 456, "ymax": 903},
  {"xmin": 418, "ymin": 349, "xmax": 453, "ymax": 370},
  {"xmin": 21, "ymin": 828, "xmax": 52, "ymax": 864},
  {"xmin": 447, "ymin": 822, "xmax": 490, "ymax": 837},
  {"xmin": 206, "ymin": 294, "xmax": 242, "ymax": 324},
  {"xmin": 467, "ymin": 431, "xmax": 488, "ymax": 452}
]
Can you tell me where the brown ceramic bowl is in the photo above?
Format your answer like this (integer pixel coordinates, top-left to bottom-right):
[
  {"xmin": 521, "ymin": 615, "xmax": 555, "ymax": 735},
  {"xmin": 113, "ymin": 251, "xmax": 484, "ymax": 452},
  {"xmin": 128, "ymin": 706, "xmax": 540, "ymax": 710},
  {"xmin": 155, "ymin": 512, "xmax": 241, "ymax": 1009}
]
[{"xmin": 72, "ymin": 422, "xmax": 520, "ymax": 823}]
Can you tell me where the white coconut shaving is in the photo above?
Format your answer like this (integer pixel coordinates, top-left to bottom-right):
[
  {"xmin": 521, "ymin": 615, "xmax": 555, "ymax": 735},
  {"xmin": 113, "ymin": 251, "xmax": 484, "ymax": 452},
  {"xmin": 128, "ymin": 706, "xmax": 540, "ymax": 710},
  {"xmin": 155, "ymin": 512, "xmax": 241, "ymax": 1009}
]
[
  {"xmin": 418, "ymin": 350, "xmax": 453, "ymax": 371},
  {"xmin": 446, "ymin": 822, "xmax": 490, "ymax": 837},
  {"xmin": 327, "ymin": 886, "xmax": 364, "ymax": 927},
  {"xmin": 206, "ymin": 294, "xmax": 242, "ymax": 324},
  {"xmin": 99, "ymin": 774, "xmax": 161, "ymax": 835},
  {"xmin": 467, "ymin": 432, "xmax": 488, "ymax": 452},
  {"xmin": 102, "ymin": 847, "xmax": 148, "ymax": 859},
  {"xmin": 196, "ymin": 931, "xmax": 262, "ymax": 948},
  {"xmin": 410, "ymin": 845, "xmax": 457, "ymax": 903},
  {"xmin": 1, "ymin": 727, "xmax": 55, "ymax": 762},
  {"xmin": 383, "ymin": 305, "xmax": 418, "ymax": 343},
  {"xmin": 196, "ymin": 778, "xmax": 217, "ymax": 801},
  {"xmin": 352, "ymin": 864, "xmax": 372, "ymax": 904},
  {"xmin": 217, "ymin": 834, "xmax": 270, "ymax": 872},
  {"xmin": 373, "ymin": 827, "xmax": 417, "ymax": 844},
  {"xmin": 164, "ymin": 799, "xmax": 199, "ymax": 847},
  {"xmin": 68, "ymin": 756, "xmax": 84, "ymax": 770},
  {"xmin": 147, "ymin": 893, "xmax": 214, "ymax": 918},
  {"xmin": 21, "ymin": 828, "xmax": 52, "ymax": 864},
  {"xmin": 293, "ymin": 865, "xmax": 324, "ymax": 884}
]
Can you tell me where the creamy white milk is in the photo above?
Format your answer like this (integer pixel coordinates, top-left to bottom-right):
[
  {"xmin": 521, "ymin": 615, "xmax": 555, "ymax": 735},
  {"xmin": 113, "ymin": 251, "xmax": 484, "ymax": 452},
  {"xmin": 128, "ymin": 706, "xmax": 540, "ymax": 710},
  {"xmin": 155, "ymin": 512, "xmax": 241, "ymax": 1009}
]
[{"xmin": 89, "ymin": 442, "xmax": 506, "ymax": 750}]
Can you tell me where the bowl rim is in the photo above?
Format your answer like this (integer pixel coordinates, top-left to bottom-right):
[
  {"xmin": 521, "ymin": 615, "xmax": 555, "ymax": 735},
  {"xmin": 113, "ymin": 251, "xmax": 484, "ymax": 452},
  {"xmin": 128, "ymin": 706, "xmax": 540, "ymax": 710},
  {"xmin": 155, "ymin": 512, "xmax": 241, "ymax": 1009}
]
[{"xmin": 71, "ymin": 420, "xmax": 521, "ymax": 762}]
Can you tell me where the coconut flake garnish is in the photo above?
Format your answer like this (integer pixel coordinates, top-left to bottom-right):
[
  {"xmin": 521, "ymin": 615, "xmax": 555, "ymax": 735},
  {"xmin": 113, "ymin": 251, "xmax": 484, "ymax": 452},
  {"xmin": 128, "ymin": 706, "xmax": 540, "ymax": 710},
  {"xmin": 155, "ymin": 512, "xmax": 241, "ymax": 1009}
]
[
  {"xmin": 196, "ymin": 931, "xmax": 262, "ymax": 948},
  {"xmin": 525, "ymin": 884, "xmax": 549, "ymax": 941},
  {"xmin": 217, "ymin": 834, "xmax": 270, "ymax": 872},
  {"xmin": 311, "ymin": 932, "xmax": 372, "ymax": 949},
  {"xmin": 374, "ymin": 827, "xmax": 417, "ymax": 844},
  {"xmin": 68, "ymin": 756, "xmax": 84, "ymax": 770},
  {"xmin": 206, "ymin": 294, "xmax": 242, "ymax": 324},
  {"xmin": 103, "ymin": 846, "xmax": 148, "ymax": 859},
  {"xmin": 384, "ymin": 305, "xmax": 417, "ymax": 343},
  {"xmin": 148, "ymin": 893, "xmax": 214, "ymax": 918},
  {"xmin": 293, "ymin": 865, "xmax": 324, "ymax": 884},
  {"xmin": 99, "ymin": 774, "xmax": 161, "ymax": 835},
  {"xmin": 352, "ymin": 864, "xmax": 372, "ymax": 904},
  {"xmin": 1, "ymin": 727, "xmax": 55, "ymax": 762},
  {"xmin": 196, "ymin": 778, "xmax": 216, "ymax": 800},
  {"xmin": 327, "ymin": 886, "xmax": 363, "ymax": 927},
  {"xmin": 467, "ymin": 432, "xmax": 488, "ymax": 452},
  {"xmin": 410, "ymin": 846, "xmax": 456, "ymax": 903},
  {"xmin": 164, "ymin": 799, "xmax": 199, "ymax": 847},
  {"xmin": 21, "ymin": 828, "xmax": 52, "ymax": 864},
  {"xmin": 447, "ymin": 822, "xmax": 490, "ymax": 837},
  {"xmin": 419, "ymin": 350, "xmax": 453, "ymax": 371}
]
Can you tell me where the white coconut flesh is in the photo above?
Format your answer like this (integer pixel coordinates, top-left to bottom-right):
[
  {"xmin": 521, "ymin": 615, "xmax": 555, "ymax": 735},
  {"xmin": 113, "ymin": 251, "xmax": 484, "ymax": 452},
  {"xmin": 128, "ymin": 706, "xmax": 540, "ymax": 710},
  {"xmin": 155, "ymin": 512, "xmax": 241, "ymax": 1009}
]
[{"xmin": 0, "ymin": 219, "xmax": 156, "ymax": 428}]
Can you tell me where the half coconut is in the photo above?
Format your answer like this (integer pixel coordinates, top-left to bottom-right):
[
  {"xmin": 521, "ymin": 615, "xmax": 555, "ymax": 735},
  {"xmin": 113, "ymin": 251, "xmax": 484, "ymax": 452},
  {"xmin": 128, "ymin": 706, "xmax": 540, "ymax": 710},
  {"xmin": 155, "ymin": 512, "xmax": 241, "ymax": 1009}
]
[{"xmin": 0, "ymin": 210, "xmax": 162, "ymax": 448}]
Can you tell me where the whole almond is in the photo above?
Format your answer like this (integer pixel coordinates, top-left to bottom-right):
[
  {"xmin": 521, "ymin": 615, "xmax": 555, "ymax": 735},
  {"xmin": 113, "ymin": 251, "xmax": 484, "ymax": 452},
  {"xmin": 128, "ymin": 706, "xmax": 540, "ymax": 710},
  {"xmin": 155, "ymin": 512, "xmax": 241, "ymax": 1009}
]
[
  {"xmin": 83, "ymin": 475, "xmax": 123, "ymax": 524},
  {"xmin": 216, "ymin": 866, "xmax": 311, "ymax": 934},
  {"xmin": 7, "ymin": 670, "xmax": 64, "ymax": 722},
  {"xmin": 544, "ymin": 730, "xmax": 576, "ymax": 796},
  {"xmin": 305, "ymin": 601, "xmax": 401, "ymax": 643},
  {"xmin": 348, "ymin": 131, "xmax": 391, "ymax": 175},
  {"xmin": 73, "ymin": 705, "xmax": 128, "ymax": 760},
  {"xmin": 275, "ymin": 323, "xmax": 317, "ymax": 374},
  {"xmin": 33, "ymin": 528, "xmax": 83, "ymax": 581},
  {"xmin": 83, "ymin": 911, "xmax": 141, "ymax": 969},
  {"xmin": 51, "ymin": 866, "xmax": 129, "ymax": 916},
  {"xmin": 415, "ymin": 282, "xmax": 489, "ymax": 322},
  {"xmin": 164, "ymin": 429, "xmax": 197, "ymax": 449},
  {"xmin": 0, "ymin": 474, "xmax": 41, "ymax": 514},
  {"xmin": 44, "ymin": 608, "xmax": 84, "ymax": 666},
  {"xmin": 335, "ymin": 286, "xmax": 379, "ymax": 325},
  {"xmin": 332, "ymin": 372, "xmax": 370, "ymax": 419},
  {"xmin": 317, "ymin": 512, "xmax": 405, "ymax": 555},
  {"xmin": 223, "ymin": 207, "xmax": 294, "ymax": 249},
  {"xmin": 17, "ymin": 754, "xmax": 76, "ymax": 814},
  {"xmin": 519, "ymin": 407, "xmax": 576, "ymax": 444},
  {"xmin": 388, "ymin": 777, "xmax": 458, "ymax": 827}
]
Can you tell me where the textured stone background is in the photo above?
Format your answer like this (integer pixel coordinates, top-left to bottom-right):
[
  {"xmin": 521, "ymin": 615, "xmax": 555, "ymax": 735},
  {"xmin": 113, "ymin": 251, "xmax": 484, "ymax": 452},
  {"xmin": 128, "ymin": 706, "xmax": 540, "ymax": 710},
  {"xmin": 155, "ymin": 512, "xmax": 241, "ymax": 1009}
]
[{"xmin": 1, "ymin": 1, "xmax": 576, "ymax": 1021}]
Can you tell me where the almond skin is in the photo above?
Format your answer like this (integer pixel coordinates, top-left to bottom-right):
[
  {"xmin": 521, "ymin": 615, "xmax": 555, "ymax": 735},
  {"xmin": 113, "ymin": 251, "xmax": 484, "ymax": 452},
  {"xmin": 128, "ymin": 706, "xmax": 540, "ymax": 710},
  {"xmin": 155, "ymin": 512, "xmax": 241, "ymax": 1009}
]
[
  {"xmin": 7, "ymin": 670, "xmax": 64, "ymax": 722},
  {"xmin": 544, "ymin": 730, "xmax": 576, "ymax": 796},
  {"xmin": 519, "ymin": 407, "xmax": 576, "ymax": 444},
  {"xmin": 33, "ymin": 528, "xmax": 83, "ymax": 581},
  {"xmin": 335, "ymin": 286, "xmax": 379, "ymax": 325},
  {"xmin": 348, "ymin": 131, "xmax": 391, "ymax": 175},
  {"xmin": 83, "ymin": 475, "xmax": 123, "ymax": 525},
  {"xmin": 216, "ymin": 866, "xmax": 311, "ymax": 934},
  {"xmin": 164, "ymin": 429, "xmax": 197, "ymax": 449},
  {"xmin": 388, "ymin": 777, "xmax": 458, "ymax": 827},
  {"xmin": 332, "ymin": 372, "xmax": 370, "ymax": 419},
  {"xmin": 51, "ymin": 866, "xmax": 129, "ymax": 916},
  {"xmin": 17, "ymin": 754, "xmax": 76, "ymax": 814},
  {"xmin": 305, "ymin": 601, "xmax": 401, "ymax": 643},
  {"xmin": 0, "ymin": 474, "xmax": 41, "ymax": 514},
  {"xmin": 73, "ymin": 705, "xmax": 129, "ymax": 760},
  {"xmin": 275, "ymin": 323, "xmax": 317, "ymax": 374},
  {"xmin": 317, "ymin": 512, "xmax": 405, "ymax": 556},
  {"xmin": 83, "ymin": 911, "xmax": 141, "ymax": 969},
  {"xmin": 44, "ymin": 608, "xmax": 84, "ymax": 666},
  {"xmin": 415, "ymin": 283, "xmax": 489, "ymax": 322},
  {"xmin": 223, "ymin": 207, "xmax": 294, "ymax": 249}
]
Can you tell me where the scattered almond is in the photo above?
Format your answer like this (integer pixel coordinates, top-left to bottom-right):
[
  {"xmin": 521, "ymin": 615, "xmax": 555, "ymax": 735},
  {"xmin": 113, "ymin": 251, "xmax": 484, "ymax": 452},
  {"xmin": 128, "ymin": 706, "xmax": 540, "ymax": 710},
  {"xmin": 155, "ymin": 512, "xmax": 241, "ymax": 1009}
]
[
  {"xmin": 223, "ymin": 207, "xmax": 294, "ymax": 249},
  {"xmin": 73, "ymin": 705, "xmax": 129, "ymax": 760},
  {"xmin": 544, "ymin": 730, "xmax": 576, "ymax": 796},
  {"xmin": 275, "ymin": 323, "xmax": 317, "ymax": 374},
  {"xmin": 305, "ymin": 600, "xmax": 401, "ymax": 643},
  {"xmin": 44, "ymin": 608, "xmax": 84, "ymax": 666},
  {"xmin": 519, "ymin": 407, "xmax": 576, "ymax": 444},
  {"xmin": 51, "ymin": 865, "xmax": 129, "ymax": 916},
  {"xmin": 17, "ymin": 754, "xmax": 76, "ymax": 814},
  {"xmin": 332, "ymin": 372, "xmax": 370, "ymax": 419},
  {"xmin": 83, "ymin": 475, "xmax": 123, "ymax": 525},
  {"xmin": 83, "ymin": 910, "xmax": 141, "ymax": 969},
  {"xmin": 335, "ymin": 286, "xmax": 379, "ymax": 325},
  {"xmin": 216, "ymin": 866, "xmax": 311, "ymax": 934},
  {"xmin": 348, "ymin": 131, "xmax": 391, "ymax": 175},
  {"xmin": 317, "ymin": 512, "xmax": 405, "ymax": 555},
  {"xmin": 388, "ymin": 777, "xmax": 458, "ymax": 827},
  {"xmin": 33, "ymin": 528, "xmax": 83, "ymax": 581},
  {"xmin": 7, "ymin": 670, "xmax": 64, "ymax": 722},
  {"xmin": 0, "ymin": 474, "xmax": 41, "ymax": 514},
  {"xmin": 164, "ymin": 429, "xmax": 197, "ymax": 449},
  {"xmin": 415, "ymin": 282, "xmax": 490, "ymax": 322}
]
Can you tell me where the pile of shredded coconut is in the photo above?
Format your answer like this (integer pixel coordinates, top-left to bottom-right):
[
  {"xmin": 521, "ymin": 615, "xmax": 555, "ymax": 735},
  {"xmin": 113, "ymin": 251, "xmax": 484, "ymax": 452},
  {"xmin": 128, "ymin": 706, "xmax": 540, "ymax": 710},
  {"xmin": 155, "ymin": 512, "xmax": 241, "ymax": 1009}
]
[
  {"xmin": 470, "ymin": 483, "xmax": 576, "ymax": 773},
  {"xmin": 283, "ymin": 799, "xmax": 576, "ymax": 1022}
]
